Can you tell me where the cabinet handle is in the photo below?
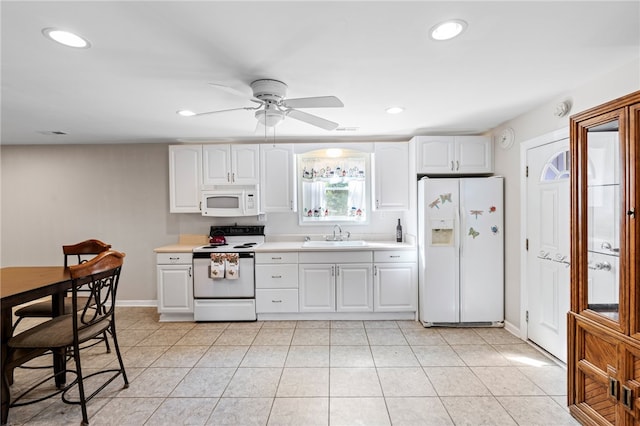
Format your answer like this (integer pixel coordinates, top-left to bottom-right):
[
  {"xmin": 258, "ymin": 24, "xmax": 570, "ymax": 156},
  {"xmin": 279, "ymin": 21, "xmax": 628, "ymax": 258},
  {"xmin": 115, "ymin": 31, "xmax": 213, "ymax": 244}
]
[
  {"xmin": 376, "ymin": 199, "xmax": 379, "ymax": 208},
  {"xmin": 272, "ymin": 299, "xmax": 282, "ymax": 303},
  {"xmin": 374, "ymin": 265, "xmax": 378, "ymax": 276},
  {"xmin": 189, "ymin": 267, "xmax": 192, "ymax": 277},
  {"xmin": 622, "ymin": 385, "xmax": 633, "ymax": 409},
  {"xmin": 169, "ymin": 257, "xmax": 179, "ymax": 260},
  {"xmin": 609, "ymin": 377, "xmax": 619, "ymax": 400},
  {"xmin": 227, "ymin": 172, "xmax": 230, "ymax": 182},
  {"xmin": 628, "ymin": 208, "xmax": 636, "ymax": 218},
  {"xmin": 271, "ymin": 275, "xmax": 282, "ymax": 279},
  {"xmin": 290, "ymin": 200, "xmax": 293, "ymax": 210},
  {"xmin": 336, "ymin": 266, "xmax": 340, "ymax": 276},
  {"xmin": 450, "ymin": 161, "xmax": 454, "ymax": 171},
  {"xmin": 456, "ymin": 160, "xmax": 459, "ymax": 171},
  {"xmin": 389, "ymin": 255, "xmax": 400, "ymax": 258},
  {"xmin": 272, "ymin": 257, "xmax": 282, "ymax": 260},
  {"xmin": 232, "ymin": 173, "xmax": 235, "ymax": 183},
  {"xmin": 331, "ymin": 266, "xmax": 335, "ymax": 276}
]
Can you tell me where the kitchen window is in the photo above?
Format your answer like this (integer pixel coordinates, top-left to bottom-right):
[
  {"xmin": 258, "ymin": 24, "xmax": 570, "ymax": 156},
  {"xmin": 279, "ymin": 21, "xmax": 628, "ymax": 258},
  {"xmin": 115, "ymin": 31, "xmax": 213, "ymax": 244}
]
[{"xmin": 297, "ymin": 149, "xmax": 370, "ymax": 224}]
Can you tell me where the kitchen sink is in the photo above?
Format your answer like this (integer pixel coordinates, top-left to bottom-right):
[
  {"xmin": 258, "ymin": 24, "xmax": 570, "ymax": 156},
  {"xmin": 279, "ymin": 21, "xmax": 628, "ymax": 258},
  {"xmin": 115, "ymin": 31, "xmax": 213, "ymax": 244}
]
[{"xmin": 302, "ymin": 240, "xmax": 368, "ymax": 248}]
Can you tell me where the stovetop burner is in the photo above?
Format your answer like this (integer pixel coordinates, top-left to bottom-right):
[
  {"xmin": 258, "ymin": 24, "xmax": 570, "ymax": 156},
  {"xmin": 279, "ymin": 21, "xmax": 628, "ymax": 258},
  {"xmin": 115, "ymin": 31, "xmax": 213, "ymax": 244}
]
[{"xmin": 194, "ymin": 225, "xmax": 265, "ymax": 254}]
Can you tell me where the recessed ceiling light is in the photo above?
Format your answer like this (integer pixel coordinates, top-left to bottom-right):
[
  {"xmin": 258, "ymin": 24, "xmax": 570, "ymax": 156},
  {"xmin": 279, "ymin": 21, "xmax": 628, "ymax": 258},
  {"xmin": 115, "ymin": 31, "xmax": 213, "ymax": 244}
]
[
  {"xmin": 177, "ymin": 110, "xmax": 197, "ymax": 117},
  {"xmin": 430, "ymin": 19, "xmax": 467, "ymax": 41},
  {"xmin": 42, "ymin": 28, "xmax": 90, "ymax": 48},
  {"xmin": 386, "ymin": 106, "xmax": 405, "ymax": 114}
]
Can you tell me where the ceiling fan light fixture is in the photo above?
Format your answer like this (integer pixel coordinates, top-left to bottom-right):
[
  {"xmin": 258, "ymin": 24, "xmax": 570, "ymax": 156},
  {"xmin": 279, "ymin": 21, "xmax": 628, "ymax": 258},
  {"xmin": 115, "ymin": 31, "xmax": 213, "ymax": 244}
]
[
  {"xmin": 430, "ymin": 19, "xmax": 467, "ymax": 41},
  {"xmin": 255, "ymin": 108, "xmax": 285, "ymax": 127},
  {"xmin": 177, "ymin": 110, "xmax": 196, "ymax": 117},
  {"xmin": 42, "ymin": 28, "xmax": 91, "ymax": 48}
]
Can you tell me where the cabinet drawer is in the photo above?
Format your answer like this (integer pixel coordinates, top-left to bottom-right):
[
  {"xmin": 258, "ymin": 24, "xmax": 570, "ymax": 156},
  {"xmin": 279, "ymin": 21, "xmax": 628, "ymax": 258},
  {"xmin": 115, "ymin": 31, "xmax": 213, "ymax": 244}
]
[
  {"xmin": 256, "ymin": 252, "xmax": 298, "ymax": 264},
  {"xmin": 298, "ymin": 251, "xmax": 372, "ymax": 264},
  {"xmin": 256, "ymin": 289, "xmax": 299, "ymax": 313},
  {"xmin": 374, "ymin": 250, "xmax": 417, "ymax": 263},
  {"xmin": 255, "ymin": 264, "xmax": 298, "ymax": 288},
  {"xmin": 156, "ymin": 253, "xmax": 192, "ymax": 265}
]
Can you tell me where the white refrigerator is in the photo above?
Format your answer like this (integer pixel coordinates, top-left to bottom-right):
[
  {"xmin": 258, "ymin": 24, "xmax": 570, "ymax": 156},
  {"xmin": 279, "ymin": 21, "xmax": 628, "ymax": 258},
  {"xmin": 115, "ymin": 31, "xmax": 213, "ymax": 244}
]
[{"xmin": 418, "ymin": 177, "xmax": 504, "ymax": 325}]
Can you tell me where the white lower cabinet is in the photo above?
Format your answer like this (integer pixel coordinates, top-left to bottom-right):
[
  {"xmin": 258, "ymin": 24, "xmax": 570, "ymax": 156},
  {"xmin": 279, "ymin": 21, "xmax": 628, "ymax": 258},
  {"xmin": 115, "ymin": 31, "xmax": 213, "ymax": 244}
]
[
  {"xmin": 156, "ymin": 253, "xmax": 194, "ymax": 321},
  {"xmin": 373, "ymin": 250, "xmax": 417, "ymax": 312},
  {"xmin": 298, "ymin": 264, "xmax": 335, "ymax": 312},
  {"xmin": 255, "ymin": 252, "xmax": 299, "ymax": 313},
  {"xmin": 298, "ymin": 251, "xmax": 374, "ymax": 313},
  {"xmin": 336, "ymin": 264, "xmax": 373, "ymax": 312}
]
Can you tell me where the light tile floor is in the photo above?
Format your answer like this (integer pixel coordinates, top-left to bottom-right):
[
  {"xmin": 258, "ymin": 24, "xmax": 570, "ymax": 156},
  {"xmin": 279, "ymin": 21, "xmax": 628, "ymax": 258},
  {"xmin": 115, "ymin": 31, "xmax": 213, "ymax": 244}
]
[{"xmin": 7, "ymin": 307, "xmax": 580, "ymax": 425}]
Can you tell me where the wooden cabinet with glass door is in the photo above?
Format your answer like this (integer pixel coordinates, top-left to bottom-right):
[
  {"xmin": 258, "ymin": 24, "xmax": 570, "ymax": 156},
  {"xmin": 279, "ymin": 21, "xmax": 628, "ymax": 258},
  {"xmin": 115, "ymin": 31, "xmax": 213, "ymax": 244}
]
[{"xmin": 569, "ymin": 90, "xmax": 640, "ymax": 426}]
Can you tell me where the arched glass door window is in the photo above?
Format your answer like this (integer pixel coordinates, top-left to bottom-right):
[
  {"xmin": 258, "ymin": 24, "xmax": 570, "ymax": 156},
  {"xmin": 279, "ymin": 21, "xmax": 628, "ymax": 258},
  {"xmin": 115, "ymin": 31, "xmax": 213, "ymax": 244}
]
[{"xmin": 541, "ymin": 150, "xmax": 570, "ymax": 181}]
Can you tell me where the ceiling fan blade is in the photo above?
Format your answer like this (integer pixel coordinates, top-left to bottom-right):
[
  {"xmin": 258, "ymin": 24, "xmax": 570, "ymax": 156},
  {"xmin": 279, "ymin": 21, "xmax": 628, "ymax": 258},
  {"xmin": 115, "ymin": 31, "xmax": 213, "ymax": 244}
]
[
  {"xmin": 286, "ymin": 109, "xmax": 339, "ymax": 131},
  {"xmin": 208, "ymin": 83, "xmax": 251, "ymax": 98},
  {"xmin": 282, "ymin": 96, "xmax": 344, "ymax": 109},
  {"xmin": 194, "ymin": 107, "xmax": 254, "ymax": 117}
]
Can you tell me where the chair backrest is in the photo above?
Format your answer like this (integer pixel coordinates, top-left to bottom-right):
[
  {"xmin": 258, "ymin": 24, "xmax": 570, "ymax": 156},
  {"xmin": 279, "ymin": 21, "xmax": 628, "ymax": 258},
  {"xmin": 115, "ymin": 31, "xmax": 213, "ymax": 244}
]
[
  {"xmin": 63, "ymin": 239, "xmax": 112, "ymax": 267},
  {"xmin": 68, "ymin": 250, "xmax": 125, "ymax": 331}
]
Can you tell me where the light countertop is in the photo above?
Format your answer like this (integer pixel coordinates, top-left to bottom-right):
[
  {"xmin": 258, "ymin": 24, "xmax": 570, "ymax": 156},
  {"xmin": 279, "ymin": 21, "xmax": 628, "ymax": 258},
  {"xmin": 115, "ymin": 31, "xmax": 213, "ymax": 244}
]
[
  {"xmin": 154, "ymin": 234, "xmax": 416, "ymax": 253},
  {"xmin": 255, "ymin": 241, "xmax": 415, "ymax": 252}
]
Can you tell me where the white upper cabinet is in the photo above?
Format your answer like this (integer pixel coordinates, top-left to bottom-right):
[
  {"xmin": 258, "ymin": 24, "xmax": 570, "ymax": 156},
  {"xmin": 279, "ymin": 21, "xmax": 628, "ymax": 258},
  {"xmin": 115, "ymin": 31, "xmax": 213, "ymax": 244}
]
[
  {"xmin": 373, "ymin": 142, "xmax": 410, "ymax": 211},
  {"xmin": 415, "ymin": 136, "xmax": 493, "ymax": 174},
  {"xmin": 260, "ymin": 144, "xmax": 296, "ymax": 212},
  {"xmin": 169, "ymin": 145, "xmax": 202, "ymax": 213},
  {"xmin": 203, "ymin": 144, "xmax": 260, "ymax": 186}
]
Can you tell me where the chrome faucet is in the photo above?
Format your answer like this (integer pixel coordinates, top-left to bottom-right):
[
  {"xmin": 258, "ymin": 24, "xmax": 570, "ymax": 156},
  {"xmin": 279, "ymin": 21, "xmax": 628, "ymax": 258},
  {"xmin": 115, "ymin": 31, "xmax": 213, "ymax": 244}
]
[{"xmin": 332, "ymin": 224, "xmax": 343, "ymax": 241}]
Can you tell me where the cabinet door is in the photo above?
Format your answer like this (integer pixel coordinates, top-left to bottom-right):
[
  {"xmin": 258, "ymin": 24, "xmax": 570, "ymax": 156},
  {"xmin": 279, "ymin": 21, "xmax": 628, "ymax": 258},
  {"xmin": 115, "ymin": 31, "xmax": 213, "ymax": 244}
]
[
  {"xmin": 203, "ymin": 144, "xmax": 231, "ymax": 185},
  {"xmin": 231, "ymin": 144, "xmax": 260, "ymax": 184},
  {"xmin": 455, "ymin": 136, "xmax": 493, "ymax": 173},
  {"xmin": 416, "ymin": 136, "xmax": 455, "ymax": 173},
  {"xmin": 630, "ymin": 102, "xmax": 640, "ymax": 341},
  {"xmin": 157, "ymin": 265, "xmax": 193, "ymax": 313},
  {"xmin": 299, "ymin": 264, "xmax": 335, "ymax": 312},
  {"xmin": 373, "ymin": 262, "xmax": 417, "ymax": 312},
  {"xmin": 169, "ymin": 145, "xmax": 202, "ymax": 213},
  {"xmin": 374, "ymin": 142, "xmax": 410, "ymax": 210},
  {"xmin": 260, "ymin": 144, "xmax": 296, "ymax": 212},
  {"xmin": 572, "ymin": 316, "xmax": 624, "ymax": 426},
  {"xmin": 336, "ymin": 263, "xmax": 373, "ymax": 312},
  {"xmin": 621, "ymin": 342, "xmax": 640, "ymax": 423},
  {"xmin": 573, "ymin": 108, "xmax": 627, "ymax": 335}
]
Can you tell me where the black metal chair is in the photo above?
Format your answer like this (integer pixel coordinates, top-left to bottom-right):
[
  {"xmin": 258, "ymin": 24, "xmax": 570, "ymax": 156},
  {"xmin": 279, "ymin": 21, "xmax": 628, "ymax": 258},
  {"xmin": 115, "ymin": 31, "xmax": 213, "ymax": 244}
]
[
  {"xmin": 3, "ymin": 250, "xmax": 129, "ymax": 426},
  {"xmin": 12, "ymin": 239, "xmax": 112, "ymax": 352}
]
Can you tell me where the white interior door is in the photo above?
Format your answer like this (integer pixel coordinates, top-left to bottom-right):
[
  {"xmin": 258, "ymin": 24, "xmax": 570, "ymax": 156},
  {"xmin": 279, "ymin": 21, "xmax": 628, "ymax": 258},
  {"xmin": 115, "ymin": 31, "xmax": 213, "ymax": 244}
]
[{"xmin": 526, "ymin": 138, "xmax": 570, "ymax": 362}]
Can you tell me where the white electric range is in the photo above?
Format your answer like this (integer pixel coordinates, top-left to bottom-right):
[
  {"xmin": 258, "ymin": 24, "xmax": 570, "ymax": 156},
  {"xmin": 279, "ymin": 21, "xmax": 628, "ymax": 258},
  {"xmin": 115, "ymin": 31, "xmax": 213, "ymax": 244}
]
[{"xmin": 192, "ymin": 225, "xmax": 265, "ymax": 321}]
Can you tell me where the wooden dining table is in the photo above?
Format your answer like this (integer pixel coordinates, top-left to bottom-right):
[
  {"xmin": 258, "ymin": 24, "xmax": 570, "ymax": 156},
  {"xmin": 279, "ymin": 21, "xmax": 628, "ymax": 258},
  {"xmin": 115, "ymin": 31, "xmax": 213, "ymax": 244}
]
[{"xmin": 1, "ymin": 266, "xmax": 72, "ymax": 425}]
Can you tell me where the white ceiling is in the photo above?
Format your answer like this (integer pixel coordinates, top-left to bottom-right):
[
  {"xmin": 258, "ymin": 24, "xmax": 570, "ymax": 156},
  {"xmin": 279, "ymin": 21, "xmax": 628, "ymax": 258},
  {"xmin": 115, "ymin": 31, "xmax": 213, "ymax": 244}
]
[{"xmin": 2, "ymin": 1, "xmax": 639, "ymax": 145}]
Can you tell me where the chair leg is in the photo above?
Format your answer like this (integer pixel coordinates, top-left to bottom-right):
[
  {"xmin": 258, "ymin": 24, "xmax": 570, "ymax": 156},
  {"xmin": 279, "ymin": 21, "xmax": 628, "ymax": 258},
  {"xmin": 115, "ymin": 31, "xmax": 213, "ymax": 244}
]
[
  {"xmin": 110, "ymin": 325, "xmax": 128, "ymax": 388},
  {"xmin": 102, "ymin": 331, "xmax": 111, "ymax": 353},
  {"xmin": 1, "ymin": 366, "xmax": 11, "ymax": 425},
  {"xmin": 70, "ymin": 343, "xmax": 89, "ymax": 426}
]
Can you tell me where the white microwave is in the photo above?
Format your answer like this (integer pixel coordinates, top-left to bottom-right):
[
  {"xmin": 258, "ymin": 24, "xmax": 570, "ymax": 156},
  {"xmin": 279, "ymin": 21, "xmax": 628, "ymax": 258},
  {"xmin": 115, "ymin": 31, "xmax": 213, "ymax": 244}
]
[{"xmin": 201, "ymin": 187, "xmax": 259, "ymax": 217}]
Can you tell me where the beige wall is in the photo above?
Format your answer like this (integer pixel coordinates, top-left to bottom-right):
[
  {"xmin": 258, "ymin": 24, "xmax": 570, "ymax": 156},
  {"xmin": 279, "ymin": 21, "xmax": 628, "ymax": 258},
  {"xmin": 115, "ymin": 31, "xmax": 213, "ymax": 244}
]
[
  {"xmin": 492, "ymin": 58, "xmax": 640, "ymax": 331},
  {"xmin": 0, "ymin": 143, "xmax": 215, "ymax": 302}
]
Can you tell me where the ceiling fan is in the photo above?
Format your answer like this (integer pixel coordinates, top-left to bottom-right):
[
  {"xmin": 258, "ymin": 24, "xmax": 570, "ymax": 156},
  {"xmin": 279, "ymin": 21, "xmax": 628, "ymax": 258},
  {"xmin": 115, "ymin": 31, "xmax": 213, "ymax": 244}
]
[{"xmin": 185, "ymin": 79, "xmax": 344, "ymax": 131}]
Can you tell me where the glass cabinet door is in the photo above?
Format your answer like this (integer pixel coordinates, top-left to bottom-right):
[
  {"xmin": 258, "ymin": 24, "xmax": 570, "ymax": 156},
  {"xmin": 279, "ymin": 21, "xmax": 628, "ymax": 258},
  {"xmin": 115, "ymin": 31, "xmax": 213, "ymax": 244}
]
[
  {"xmin": 574, "ymin": 110, "xmax": 627, "ymax": 333},
  {"xmin": 630, "ymin": 103, "xmax": 640, "ymax": 340}
]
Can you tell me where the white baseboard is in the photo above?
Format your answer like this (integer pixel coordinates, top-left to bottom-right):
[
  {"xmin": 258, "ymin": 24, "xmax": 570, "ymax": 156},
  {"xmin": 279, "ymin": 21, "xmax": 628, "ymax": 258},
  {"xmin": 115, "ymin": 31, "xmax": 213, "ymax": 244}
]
[
  {"xmin": 116, "ymin": 300, "xmax": 157, "ymax": 307},
  {"xmin": 504, "ymin": 320, "xmax": 525, "ymax": 340}
]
